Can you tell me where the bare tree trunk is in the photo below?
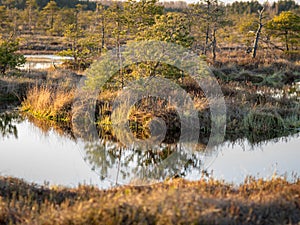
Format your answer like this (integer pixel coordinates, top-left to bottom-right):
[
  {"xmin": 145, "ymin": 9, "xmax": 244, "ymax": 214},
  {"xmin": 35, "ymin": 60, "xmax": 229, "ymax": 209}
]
[
  {"xmin": 50, "ymin": 11, "xmax": 54, "ymax": 30},
  {"xmin": 204, "ymin": 0, "xmax": 211, "ymax": 55},
  {"xmin": 212, "ymin": 27, "xmax": 217, "ymax": 61},
  {"xmin": 28, "ymin": 7, "xmax": 32, "ymax": 33},
  {"xmin": 101, "ymin": 18, "xmax": 105, "ymax": 50},
  {"xmin": 96, "ymin": 4, "xmax": 105, "ymax": 53},
  {"xmin": 252, "ymin": 7, "xmax": 264, "ymax": 58},
  {"xmin": 204, "ymin": 25, "xmax": 210, "ymax": 55},
  {"xmin": 13, "ymin": 14, "xmax": 17, "ymax": 36},
  {"xmin": 116, "ymin": 21, "xmax": 124, "ymax": 89},
  {"xmin": 285, "ymin": 30, "xmax": 289, "ymax": 51},
  {"xmin": 98, "ymin": 4, "xmax": 105, "ymax": 50}
]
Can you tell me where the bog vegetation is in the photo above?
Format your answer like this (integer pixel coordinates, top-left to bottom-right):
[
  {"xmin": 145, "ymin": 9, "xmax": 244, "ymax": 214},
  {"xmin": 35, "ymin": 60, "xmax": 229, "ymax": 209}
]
[
  {"xmin": 0, "ymin": 0, "xmax": 299, "ymax": 224},
  {"xmin": 0, "ymin": 0, "xmax": 298, "ymax": 162}
]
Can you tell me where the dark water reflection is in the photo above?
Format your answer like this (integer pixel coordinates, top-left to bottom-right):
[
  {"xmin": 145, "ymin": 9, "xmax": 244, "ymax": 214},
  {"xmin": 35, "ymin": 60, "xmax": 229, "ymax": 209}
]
[
  {"xmin": 0, "ymin": 111, "xmax": 299, "ymax": 187},
  {"xmin": 82, "ymin": 141, "xmax": 204, "ymax": 185},
  {"xmin": 0, "ymin": 111, "xmax": 21, "ymax": 138}
]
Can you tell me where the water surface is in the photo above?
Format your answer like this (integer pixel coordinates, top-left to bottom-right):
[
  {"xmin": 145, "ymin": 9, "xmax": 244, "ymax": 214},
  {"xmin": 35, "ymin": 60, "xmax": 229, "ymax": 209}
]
[
  {"xmin": 0, "ymin": 112, "xmax": 299, "ymax": 188},
  {"xmin": 19, "ymin": 55, "xmax": 73, "ymax": 70}
]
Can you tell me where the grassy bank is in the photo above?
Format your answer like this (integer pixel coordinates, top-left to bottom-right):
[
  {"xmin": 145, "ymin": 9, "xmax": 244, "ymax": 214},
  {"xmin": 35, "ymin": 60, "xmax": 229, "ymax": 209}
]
[
  {"xmin": 0, "ymin": 176, "xmax": 299, "ymax": 224},
  {"xmin": 19, "ymin": 72, "xmax": 300, "ymax": 143},
  {"xmin": 0, "ymin": 59, "xmax": 298, "ymax": 142}
]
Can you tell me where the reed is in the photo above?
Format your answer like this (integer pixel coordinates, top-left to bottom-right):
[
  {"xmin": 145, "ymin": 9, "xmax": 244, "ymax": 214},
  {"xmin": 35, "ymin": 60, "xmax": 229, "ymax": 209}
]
[{"xmin": 21, "ymin": 85, "xmax": 74, "ymax": 121}]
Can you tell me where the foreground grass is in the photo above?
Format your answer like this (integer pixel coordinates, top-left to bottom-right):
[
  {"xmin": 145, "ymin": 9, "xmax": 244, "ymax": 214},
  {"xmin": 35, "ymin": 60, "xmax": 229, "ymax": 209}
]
[{"xmin": 0, "ymin": 176, "xmax": 299, "ymax": 224}]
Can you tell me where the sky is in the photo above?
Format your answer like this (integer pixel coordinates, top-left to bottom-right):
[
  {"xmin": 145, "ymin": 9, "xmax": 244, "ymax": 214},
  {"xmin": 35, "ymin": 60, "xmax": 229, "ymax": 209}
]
[
  {"xmin": 162, "ymin": 0, "xmax": 300, "ymax": 4},
  {"xmin": 219, "ymin": 0, "xmax": 300, "ymax": 3}
]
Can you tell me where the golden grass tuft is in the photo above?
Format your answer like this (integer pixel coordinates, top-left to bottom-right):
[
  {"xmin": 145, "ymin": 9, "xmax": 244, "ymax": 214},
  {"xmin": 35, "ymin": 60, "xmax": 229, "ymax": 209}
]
[{"xmin": 21, "ymin": 85, "xmax": 74, "ymax": 121}]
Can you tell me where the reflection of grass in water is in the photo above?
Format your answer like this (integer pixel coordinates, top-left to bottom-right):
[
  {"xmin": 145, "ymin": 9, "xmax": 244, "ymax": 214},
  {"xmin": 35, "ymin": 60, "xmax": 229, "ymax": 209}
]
[
  {"xmin": 0, "ymin": 176, "xmax": 299, "ymax": 224},
  {"xmin": 24, "ymin": 113, "xmax": 74, "ymax": 139},
  {"xmin": 222, "ymin": 132, "xmax": 300, "ymax": 153},
  {"xmin": 0, "ymin": 111, "xmax": 22, "ymax": 139}
]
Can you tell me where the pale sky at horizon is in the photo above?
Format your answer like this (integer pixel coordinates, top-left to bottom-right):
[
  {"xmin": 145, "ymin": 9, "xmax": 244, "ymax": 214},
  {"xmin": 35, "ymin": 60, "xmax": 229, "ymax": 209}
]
[
  {"xmin": 219, "ymin": 0, "xmax": 300, "ymax": 4},
  {"xmin": 161, "ymin": 0, "xmax": 300, "ymax": 4}
]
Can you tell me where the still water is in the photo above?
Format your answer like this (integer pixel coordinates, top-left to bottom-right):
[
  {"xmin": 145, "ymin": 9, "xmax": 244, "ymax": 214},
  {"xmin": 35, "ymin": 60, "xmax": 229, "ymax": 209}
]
[
  {"xmin": 0, "ymin": 112, "xmax": 299, "ymax": 188},
  {"xmin": 19, "ymin": 55, "xmax": 73, "ymax": 70}
]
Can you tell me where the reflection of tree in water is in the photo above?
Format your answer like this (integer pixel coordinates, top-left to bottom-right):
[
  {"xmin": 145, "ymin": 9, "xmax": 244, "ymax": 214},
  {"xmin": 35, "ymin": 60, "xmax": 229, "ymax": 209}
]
[
  {"xmin": 83, "ymin": 140, "xmax": 204, "ymax": 184},
  {"xmin": 222, "ymin": 132, "xmax": 300, "ymax": 151},
  {"xmin": 83, "ymin": 130, "xmax": 300, "ymax": 184},
  {"xmin": 225, "ymin": 129, "xmax": 300, "ymax": 146},
  {"xmin": 76, "ymin": 103, "xmax": 299, "ymax": 185},
  {"xmin": 84, "ymin": 141, "xmax": 118, "ymax": 180},
  {"xmin": 0, "ymin": 111, "xmax": 22, "ymax": 138}
]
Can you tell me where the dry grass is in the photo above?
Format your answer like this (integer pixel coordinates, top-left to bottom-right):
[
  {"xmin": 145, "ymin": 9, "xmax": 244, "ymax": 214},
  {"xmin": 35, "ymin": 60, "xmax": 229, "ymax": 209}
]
[
  {"xmin": 211, "ymin": 49, "xmax": 300, "ymax": 71},
  {"xmin": 95, "ymin": 77, "xmax": 299, "ymax": 141},
  {"xmin": 18, "ymin": 67, "xmax": 299, "ymax": 144},
  {"xmin": 0, "ymin": 69, "xmax": 81, "ymax": 104},
  {"xmin": 21, "ymin": 85, "xmax": 74, "ymax": 121},
  {"xmin": 0, "ymin": 176, "xmax": 299, "ymax": 224}
]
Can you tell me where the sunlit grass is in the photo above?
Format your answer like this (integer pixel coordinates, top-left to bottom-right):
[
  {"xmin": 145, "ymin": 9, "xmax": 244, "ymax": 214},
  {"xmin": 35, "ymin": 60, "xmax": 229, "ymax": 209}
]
[
  {"xmin": 21, "ymin": 85, "xmax": 74, "ymax": 121},
  {"xmin": 0, "ymin": 176, "xmax": 299, "ymax": 224}
]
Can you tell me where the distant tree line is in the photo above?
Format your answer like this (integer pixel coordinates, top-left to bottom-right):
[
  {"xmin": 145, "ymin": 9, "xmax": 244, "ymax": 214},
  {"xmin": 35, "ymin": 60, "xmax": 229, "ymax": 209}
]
[
  {"xmin": 0, "ymin": 0, "xmax": 298, "ymax": 13},
  {"xmin": 227, "ymin": 0, "xmax": 299, "ymax": 15},
  {"xmin": 0, "ymin": 0, "xmax": 96, "ymax": 10},
  {"xmin": 0, "ymin": 0, "xmax": 299, "ymax": 71}
]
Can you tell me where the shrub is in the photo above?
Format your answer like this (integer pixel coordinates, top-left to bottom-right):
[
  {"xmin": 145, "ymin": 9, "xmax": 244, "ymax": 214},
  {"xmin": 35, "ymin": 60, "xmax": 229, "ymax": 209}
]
[{"xmin": 0, "ymin": 38, "xmax": 26, "ymax": 74}]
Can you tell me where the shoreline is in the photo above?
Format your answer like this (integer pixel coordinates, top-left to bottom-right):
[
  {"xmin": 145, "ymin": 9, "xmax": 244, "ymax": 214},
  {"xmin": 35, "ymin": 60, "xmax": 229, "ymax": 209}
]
[{"xmin": 0, "ymin": 175, "xmax": 299, "ymax": 224}]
